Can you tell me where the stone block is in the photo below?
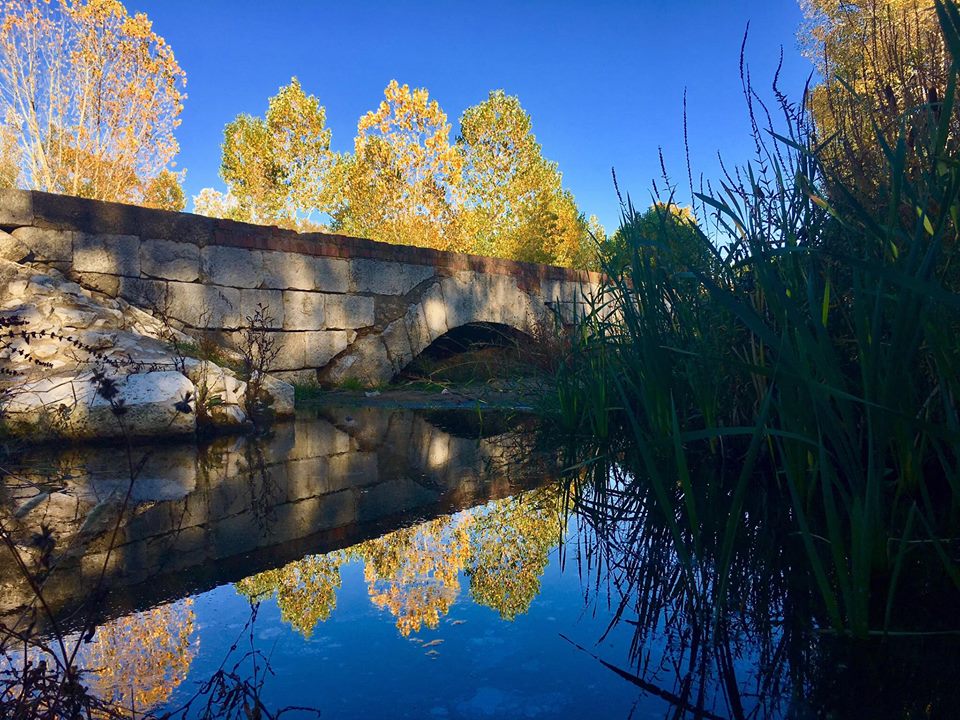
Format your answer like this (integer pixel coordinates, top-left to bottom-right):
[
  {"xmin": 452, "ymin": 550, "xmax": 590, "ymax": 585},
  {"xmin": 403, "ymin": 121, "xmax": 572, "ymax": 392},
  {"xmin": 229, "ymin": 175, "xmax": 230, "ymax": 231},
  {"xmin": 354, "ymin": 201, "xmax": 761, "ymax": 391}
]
[
  {"xmin": 74, "ymin": 233, "xmax": 140, "ymax": 277},
  {"xmin": 141, "ymin": 239, "xmax": 200, "ymax": 282},
  {"xmin": 381, "ymin": 318, "xmax": 414, "ymax": 374},
  {"xmin": 240, "ymin": 289, "xmax": 284, "ymax": 328},
  {"xmin": 32, "ymin": 192, "xmax": 140, "ymax": 234},
  {"xmin": 139, "ymin": 208, "xmax": 215, "ymax": 246},
  {"xmin": 261, "ymin": 251, "xmax": 315, "ymax": 291},
  {"xmin": 166, "ymin": 282, "xmax": 242, "ymax": 329},
  {"xmin": 0, "ymin": 189, "xmax": 33, "ymax": 226},
  {"xmin": 313, "ymin": 256, "xmax": 352, "ymax": 293},
  {"xmin": 264, "ymin": 332, "xmax": 305, "ymax": 371},
  {"xmin": 282, "ymin": 290, "xmax": 324, "ymax": 330},
  {"xmin": 321, "ymin": 334, "xmax": 392, "ymax": 385},
  {"xmin": 200, "ymin": 245, "xmax": 262, "ymax": 288},
  {"xmin": 419, "ymin": 282, "xmax": 447, "ymax": 340},
  {"xmin": 118, "ymin": 276, "xmax": 167, "ymax": 309},
  {"xmin": 302, "ymin": 330, "xmax": 350, "ymax": 367},
  {"xmin": 349, "ymin": 259, "xmax": 435, "ymax": 295},
  {"xmin": 403, "ymin": 302, "xmax": 430, "ymax": 356},
  {"xmin": 71, "ymin": 271, "xmax": 120, "ymax": 297},
  {"xmin": 6, "ymin": 226, "xmax": 74, "ymax": 264},
  {"xmin": 323, "ymin": 294, "xmax": 374, "ymax": 329}
]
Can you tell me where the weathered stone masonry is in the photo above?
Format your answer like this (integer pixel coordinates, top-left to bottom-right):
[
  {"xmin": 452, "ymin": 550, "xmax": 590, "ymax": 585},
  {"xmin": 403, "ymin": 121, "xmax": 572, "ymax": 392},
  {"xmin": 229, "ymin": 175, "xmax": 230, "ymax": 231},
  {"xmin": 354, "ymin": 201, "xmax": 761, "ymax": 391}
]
[{"xmin": 0, "ymin": 189, "xmax": 600, "ymax": 384}]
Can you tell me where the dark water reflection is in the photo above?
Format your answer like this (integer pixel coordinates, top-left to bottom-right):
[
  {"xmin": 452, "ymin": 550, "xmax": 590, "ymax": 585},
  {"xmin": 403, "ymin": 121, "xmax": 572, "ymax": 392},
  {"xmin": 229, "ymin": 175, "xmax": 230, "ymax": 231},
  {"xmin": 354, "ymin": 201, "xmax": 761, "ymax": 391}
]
[{"xmin": 1, "ymin": 408, "xmax": 959, "ymax": 718}]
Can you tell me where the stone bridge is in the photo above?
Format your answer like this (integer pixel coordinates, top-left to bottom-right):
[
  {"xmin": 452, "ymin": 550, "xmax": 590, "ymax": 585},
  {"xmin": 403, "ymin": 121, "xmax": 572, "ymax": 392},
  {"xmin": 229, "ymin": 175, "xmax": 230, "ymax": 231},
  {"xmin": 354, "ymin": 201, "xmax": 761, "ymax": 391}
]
[{"xmin": 0, "ymin": 190, "xmax": 600, "ymax": 384}]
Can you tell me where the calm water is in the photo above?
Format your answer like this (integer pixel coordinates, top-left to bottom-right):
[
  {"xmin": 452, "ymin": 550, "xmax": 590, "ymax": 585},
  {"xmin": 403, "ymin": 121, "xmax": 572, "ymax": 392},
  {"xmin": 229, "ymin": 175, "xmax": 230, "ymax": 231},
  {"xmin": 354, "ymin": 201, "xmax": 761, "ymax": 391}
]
[{"xmin": 2, "ymin": 407, "xmax": 958, "ymax": 718}]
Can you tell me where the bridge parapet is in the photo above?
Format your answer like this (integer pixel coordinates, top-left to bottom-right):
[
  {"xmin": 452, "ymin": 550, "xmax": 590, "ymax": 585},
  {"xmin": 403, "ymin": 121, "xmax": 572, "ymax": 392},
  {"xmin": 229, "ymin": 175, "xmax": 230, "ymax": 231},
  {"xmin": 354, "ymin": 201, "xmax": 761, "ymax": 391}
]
[{"xmin": 0, "ymin": 189, "xmax": 600, "ymax": 383}]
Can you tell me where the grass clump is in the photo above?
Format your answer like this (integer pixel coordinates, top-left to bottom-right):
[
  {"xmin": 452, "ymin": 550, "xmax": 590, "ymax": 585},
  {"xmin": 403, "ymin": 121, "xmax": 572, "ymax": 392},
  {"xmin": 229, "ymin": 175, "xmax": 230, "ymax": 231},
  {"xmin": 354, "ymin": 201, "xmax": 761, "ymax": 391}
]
[{"xmin": 556, "ymin": 0, "xmax": 960, "ymax": 638}]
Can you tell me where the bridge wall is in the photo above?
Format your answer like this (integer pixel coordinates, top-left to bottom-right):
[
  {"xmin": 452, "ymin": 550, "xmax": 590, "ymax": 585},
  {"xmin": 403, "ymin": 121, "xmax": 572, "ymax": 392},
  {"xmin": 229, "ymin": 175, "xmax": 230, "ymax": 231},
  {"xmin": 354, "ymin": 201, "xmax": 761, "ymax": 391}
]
[{"xmin": 0, "ymin": 190, "xmax": 600, "ymax": 383}]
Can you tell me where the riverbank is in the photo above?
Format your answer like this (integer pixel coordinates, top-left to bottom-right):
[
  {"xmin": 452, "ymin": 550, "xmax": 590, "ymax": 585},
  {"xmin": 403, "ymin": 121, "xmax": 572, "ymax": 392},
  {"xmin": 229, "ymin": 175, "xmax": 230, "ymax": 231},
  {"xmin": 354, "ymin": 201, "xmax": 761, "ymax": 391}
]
[{"xmin": 296, "ymin": 378, "xmax": 549, "ymax": 412}]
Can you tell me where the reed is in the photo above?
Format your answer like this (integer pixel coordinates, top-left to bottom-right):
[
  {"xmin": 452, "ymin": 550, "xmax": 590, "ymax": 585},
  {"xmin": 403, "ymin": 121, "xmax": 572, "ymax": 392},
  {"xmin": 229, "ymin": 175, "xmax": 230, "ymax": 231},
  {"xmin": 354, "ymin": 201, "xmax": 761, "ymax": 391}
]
[{"xmin": 555, "ymin": 0, "xmax": 960, "ymax": 638}]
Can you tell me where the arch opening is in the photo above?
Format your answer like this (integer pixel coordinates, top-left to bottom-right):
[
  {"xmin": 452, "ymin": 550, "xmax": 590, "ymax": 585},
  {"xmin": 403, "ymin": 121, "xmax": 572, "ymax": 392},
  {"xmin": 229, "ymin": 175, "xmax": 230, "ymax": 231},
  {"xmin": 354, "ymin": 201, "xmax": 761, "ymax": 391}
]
[{"xmin": 396, "ymin": 322, "xmax": 542, "ymax": 385}]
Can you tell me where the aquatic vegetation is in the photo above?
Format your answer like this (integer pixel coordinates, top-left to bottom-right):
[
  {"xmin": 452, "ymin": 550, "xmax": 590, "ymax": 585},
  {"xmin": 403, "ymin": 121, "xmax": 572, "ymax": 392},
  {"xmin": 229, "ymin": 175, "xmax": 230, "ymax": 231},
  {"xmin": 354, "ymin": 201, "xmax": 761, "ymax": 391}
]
[{"xmin": 555, "ymin": 0, "xmax": 960, "ymax": 640}]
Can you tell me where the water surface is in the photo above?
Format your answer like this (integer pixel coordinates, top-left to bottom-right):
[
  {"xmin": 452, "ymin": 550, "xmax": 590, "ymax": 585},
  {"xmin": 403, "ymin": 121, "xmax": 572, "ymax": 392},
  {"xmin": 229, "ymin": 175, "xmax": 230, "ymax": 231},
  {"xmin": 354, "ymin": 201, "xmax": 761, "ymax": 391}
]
[{"xmin": 2, "ymin": 407, "xmax": 958, "ymax": 718}]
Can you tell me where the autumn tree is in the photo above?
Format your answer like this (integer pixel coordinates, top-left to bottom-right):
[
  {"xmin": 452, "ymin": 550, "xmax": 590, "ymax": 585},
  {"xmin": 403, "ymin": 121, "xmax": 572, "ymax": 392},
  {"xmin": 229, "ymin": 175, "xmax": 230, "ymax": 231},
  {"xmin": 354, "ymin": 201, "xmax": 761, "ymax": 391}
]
[
  {"xmin": 800, "ymin": 0, "xmax": 953, "ymax": 194},
  {"xmin": 0, "ymin": 116, "xmax": 16, "ymax": 188},
  {"xmin": 330, "ymin": 80, "xmax": 461, "ymax": 250},
  {"xmin": 602, "ymin": 202, "xmax": 708, "ymax": 274},
  {"xmin": 200, "ymin": 78, "xmax": 333, "ymax": 228},
  {"xmin": 192, "ymin": 186, "xmax": 244, "ymax": 221},
  {"xmin": 0, "ymin": 0, "xmax": 186, "ymax": 207},
  {"xmin": 454, "ymin": 90, "xmax": 594, "ymax": 267}
]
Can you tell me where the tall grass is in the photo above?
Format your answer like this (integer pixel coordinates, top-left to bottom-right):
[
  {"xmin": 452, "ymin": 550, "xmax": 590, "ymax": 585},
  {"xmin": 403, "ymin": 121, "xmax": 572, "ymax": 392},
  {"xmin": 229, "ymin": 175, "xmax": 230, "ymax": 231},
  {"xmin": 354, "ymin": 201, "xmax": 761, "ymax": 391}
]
[{"xmin": 556, "ymin": 0, "xmax": 960, "ymax": 638}]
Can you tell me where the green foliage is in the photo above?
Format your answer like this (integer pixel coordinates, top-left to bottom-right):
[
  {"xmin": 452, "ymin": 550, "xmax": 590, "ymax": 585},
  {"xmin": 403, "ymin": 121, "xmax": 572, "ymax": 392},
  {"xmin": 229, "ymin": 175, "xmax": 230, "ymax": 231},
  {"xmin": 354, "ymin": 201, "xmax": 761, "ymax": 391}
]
[{"xmin": 554, "ymin": 0, "xmax": 960, "ymax": 638}]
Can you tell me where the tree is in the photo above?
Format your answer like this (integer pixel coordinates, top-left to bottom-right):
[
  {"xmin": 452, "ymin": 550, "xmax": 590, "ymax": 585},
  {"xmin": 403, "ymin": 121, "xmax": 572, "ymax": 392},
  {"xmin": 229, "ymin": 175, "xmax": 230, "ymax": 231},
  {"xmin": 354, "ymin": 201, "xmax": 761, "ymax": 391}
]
[
  {"xmin": 602, "ymin": 202, "xmax": 708, "ymax": 274},
  {"xmin": 213, "ymin": 77, "xmax": 333, "ymax": 228},
  {"xmin": 0, "ymin": 0, "xmax": 186, "ymax": 203},
  {"xmin": 143, "ymin": 168, "xmax": 186, "ymax": 211},
  {"xmin": 192, "ymin": 186, "xmax": 245, "ymax": 220},
  {"xmin": 0, "ymin": 117, "xmax": 17, "ymax": 188},
  {"xmin": 800, "ymin": 0, "xmax": 952, "ymax": 194},
  {"xmin": 454, "ymin": 90, "xmax": 594, "ymax": 267},
  {"xmin": 331, "ymin": 80, "xmax": 461, "ymax": 250}
]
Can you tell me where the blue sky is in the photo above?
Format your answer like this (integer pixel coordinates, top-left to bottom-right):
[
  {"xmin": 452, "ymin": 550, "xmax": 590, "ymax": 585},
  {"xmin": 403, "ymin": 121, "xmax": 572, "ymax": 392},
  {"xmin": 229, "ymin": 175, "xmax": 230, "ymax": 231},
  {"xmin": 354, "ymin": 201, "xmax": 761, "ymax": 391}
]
[{"xmin": 130, "ymin": 1, "xmax": 813, "ymax": 233}]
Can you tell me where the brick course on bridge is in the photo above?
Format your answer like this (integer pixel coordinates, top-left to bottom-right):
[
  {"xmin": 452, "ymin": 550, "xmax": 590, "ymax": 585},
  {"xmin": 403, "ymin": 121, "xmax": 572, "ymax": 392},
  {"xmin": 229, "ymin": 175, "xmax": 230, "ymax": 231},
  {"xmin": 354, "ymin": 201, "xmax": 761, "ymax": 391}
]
[{"xmin": 0, "ymin": 189, "xmax": 600, "ymax": 383}]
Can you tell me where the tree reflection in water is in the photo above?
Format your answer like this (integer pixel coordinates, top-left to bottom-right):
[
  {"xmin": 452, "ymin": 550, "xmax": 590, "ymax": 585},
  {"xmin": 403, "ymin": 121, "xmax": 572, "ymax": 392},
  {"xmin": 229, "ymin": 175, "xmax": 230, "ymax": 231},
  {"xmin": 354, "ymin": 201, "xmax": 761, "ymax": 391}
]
[
  {"xmin": 233, "ymin": 485, "xmax": 566, "ymax": 638},
  {"xmin": 357, "ymin": 516, "xmax": 472, "ymax": 637},
  {"xmin": 236, "ymin": 554, "xmax": 343, "ymax": 639},
  {"xmin": 84, "ymin": 599, "xmax": 197, "ymax": 716},
  {"xmin": 466, "ymin": 486, "xmax": 565, "ymax": 620}
]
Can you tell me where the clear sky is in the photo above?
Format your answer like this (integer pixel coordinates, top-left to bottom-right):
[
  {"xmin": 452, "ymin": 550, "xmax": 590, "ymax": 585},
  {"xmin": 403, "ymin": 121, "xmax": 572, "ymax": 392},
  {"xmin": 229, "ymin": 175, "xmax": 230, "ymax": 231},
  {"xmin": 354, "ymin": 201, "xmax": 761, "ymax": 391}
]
[{"xmin": 129, "ymin": 0, "xmax": 813, "ymax": 233}]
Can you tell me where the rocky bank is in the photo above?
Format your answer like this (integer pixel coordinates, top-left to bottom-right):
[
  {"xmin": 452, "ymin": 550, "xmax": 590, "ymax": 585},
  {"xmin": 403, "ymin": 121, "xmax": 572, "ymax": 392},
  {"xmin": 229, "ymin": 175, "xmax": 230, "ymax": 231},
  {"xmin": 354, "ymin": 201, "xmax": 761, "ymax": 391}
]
[{"xmin": 0, "ymin": 257, "xmax": 293, "ymax": 441}]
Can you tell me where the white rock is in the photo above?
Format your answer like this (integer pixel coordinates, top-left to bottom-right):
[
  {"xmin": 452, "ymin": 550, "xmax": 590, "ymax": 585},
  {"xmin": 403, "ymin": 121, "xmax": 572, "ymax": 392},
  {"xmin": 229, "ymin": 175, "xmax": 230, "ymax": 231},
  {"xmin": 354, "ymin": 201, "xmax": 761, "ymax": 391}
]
[
  {"xmin": 257, "ymin": 373, "xmax": 295, "ymax": 417},
  {"xmin": 2, "ymin": 371, "xmax": 196, "ymax": 440}
]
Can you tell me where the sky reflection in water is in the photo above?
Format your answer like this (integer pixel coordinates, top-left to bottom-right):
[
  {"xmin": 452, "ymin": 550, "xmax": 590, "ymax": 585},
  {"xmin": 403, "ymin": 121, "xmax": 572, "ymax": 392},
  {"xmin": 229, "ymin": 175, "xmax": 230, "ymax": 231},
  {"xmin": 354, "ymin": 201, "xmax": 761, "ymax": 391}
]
[{"xmin": 10, "ymin": 406, "xmax": 941, "ymax": 718}]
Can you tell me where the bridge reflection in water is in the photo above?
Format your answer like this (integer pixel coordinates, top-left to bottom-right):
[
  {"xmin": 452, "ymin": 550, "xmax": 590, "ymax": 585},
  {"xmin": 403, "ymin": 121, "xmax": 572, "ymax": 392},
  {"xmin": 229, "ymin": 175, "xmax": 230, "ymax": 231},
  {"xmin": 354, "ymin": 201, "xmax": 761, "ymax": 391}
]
[{"xmin": 0, "ymin": 408, "xmax": 558, "ymax": 635}]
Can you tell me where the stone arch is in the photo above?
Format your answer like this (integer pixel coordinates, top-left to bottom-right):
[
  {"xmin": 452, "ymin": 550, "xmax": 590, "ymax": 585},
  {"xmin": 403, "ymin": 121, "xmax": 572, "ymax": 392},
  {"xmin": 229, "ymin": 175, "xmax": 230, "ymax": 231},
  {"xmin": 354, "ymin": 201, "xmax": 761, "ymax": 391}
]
[
  {"xmin": 397, "ymin": 320, "xmax": 535, "ymax": 380},
  {"xmin": 319, "ymin": 273, "xmax": 554, "ymax": 386}
]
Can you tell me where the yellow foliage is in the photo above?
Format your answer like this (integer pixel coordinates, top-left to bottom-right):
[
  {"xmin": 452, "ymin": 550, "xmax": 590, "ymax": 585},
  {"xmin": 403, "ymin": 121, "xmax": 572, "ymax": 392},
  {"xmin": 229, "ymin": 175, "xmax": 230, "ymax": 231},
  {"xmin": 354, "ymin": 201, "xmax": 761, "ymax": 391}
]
[
  {"xmin": 0, "ymin": 0, "xmax": 186, "ymax": 203},
  {"xmin": 355, "ymin": 515, "xmax": 472, "ymax": 636},
  {"xmin": 218, "ymin": 77, "xmax": 333, "ymax": 228},
  {"xmin": 84, "ymin": 599, "xmax": 196, "ymax": 716},
  {"xmin": 235, "ymin": 553, "xmax": 343, "ymax": 639},
  {"xmin": 331, "ymin": 80, "xmax": 462, "ymax": 250},
  {"xmin": 453, "ymin": 90, "xmax": 594, "ymax": 267},
  {"xmin": 800, "ymin": 0, "xmax": 952, "ymax": 192}
]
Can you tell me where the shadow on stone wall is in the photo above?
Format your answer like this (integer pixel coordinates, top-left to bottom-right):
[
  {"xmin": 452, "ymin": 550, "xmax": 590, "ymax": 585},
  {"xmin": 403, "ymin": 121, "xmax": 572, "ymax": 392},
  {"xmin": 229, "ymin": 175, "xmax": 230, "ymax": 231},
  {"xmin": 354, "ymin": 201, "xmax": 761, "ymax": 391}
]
[{"xmin": 0, "ymin": 407, "xmax": 551, "ymax": 633}]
